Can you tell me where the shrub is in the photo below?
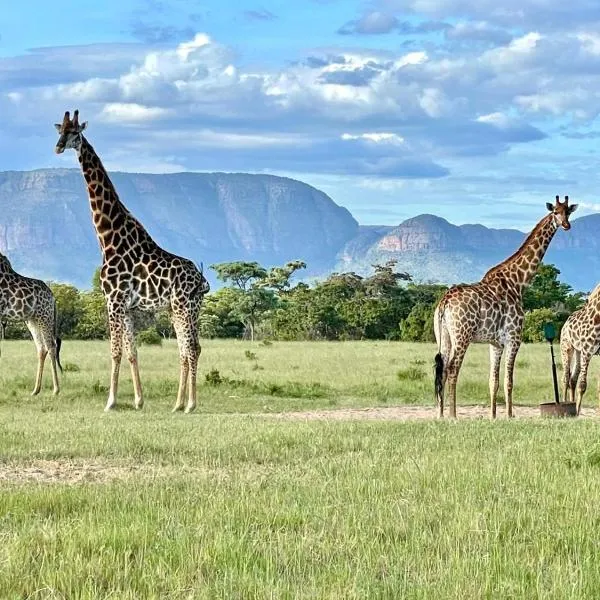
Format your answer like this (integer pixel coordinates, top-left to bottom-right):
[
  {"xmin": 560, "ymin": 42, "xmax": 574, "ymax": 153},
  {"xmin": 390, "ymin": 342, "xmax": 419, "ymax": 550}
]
[
  {"xmin": 397, "ymin": 367, "xmax": 426, "ymax": 381},
  {"xmin": 62, "ymin": 362, "xmax": 80, "ymax": 373},
  {"xmin": 137, "ymin": 328, "xmax": 162, "ymax": 346},
  {"xmin": 205, "ymin": 369, "xmax": 223, "ymax": 385}
]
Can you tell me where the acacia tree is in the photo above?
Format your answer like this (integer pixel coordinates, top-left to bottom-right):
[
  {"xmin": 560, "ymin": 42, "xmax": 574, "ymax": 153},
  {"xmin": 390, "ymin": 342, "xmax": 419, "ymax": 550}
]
[{"xmin": 210, "ymin": 260, "xmax": 306, "ymax": 340}]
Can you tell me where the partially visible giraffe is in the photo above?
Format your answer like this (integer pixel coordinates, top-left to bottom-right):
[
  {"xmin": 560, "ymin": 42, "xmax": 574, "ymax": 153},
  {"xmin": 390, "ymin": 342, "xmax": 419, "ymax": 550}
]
[
  {"xmin": 434, "ymin": 196, "xmax": 577, "ymax": 418},
  {"xmin": 0, "ymin": 251, "xmax": 62, "ymax": 395},
  {"xmin": 54, "ymin": 110, "xmax": 210, "ymax": 413},
  {"xmin": 560, "ymin": 284, "xmax": 600, "ymax": 414}
]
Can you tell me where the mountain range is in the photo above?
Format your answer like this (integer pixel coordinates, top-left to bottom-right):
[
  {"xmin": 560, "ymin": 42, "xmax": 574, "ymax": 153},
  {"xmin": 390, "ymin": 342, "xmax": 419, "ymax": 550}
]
[{"xmin": 0, "ymin": 168, "xmax": 598, "ymax": 291}]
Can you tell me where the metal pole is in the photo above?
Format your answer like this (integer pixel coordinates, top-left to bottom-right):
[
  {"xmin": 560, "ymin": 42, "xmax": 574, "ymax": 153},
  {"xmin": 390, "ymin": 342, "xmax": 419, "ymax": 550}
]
[{"xmin": 549, "ymin": 342, "xmax": 560, "ymax": 404}]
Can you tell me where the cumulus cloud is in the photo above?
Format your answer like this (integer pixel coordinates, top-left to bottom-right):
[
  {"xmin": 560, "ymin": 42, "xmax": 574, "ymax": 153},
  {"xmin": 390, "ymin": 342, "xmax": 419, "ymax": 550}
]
[{"xmin": 1, "ymin": 26, "xmax": 597, "ymax": 183}]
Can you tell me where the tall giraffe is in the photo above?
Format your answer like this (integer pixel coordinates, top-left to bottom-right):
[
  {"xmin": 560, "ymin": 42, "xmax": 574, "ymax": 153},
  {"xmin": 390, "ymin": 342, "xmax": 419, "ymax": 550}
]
[
  {"xmin": 560, "ymin": 284, "xmax": 600, "ymax": 415},
  {"xmin": 433, "ymin": 196, "xmax": 577, "ymax": 418},
  {"xmin": 54, "ymin": 110, "xmax": 210, "ymax": 413},
  {"xmin": 0, "ymin": 251, "xmax": 62, "ymax": 395}
]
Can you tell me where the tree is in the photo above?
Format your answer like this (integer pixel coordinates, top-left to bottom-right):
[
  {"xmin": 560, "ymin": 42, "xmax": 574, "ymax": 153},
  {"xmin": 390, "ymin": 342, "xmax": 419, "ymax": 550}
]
[
  {"xmin": 400, "ymin": 303, "xmax": 436, "ymax": 342},
  {"xmin": 48, "ymin": 283, "xmax": 84, "ymax": 338},
  {"xmin": 522, "ymin": 308, "xmax": 557, "ymax": 343},
  {"xmin": 210, "ymin": 262, "xmax": 267, "ymax": 291},
  {"xmin": 524, "ymin": 263, "xmax": 574, "ymax": 311}
]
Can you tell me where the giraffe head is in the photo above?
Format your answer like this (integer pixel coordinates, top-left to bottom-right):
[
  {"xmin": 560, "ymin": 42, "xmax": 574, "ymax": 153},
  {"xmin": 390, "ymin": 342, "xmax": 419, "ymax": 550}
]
[
  {"xmin": 54, "ymin": 110, "xmax": 87, "ymax": 154},
  {"xmin": 546, "ymin": 195, "xmax": 577, "ymax": 231}
]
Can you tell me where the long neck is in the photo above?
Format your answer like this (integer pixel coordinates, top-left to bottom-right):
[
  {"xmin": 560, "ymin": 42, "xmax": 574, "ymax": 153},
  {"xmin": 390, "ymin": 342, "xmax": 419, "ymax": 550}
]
[
  {"xmin": 76, "ymin": 137, "xmax": 132, "ymax": 252},
  {"xmin": 483, "ymin": 214, "xmax": 558, "ymax": 288},
  {"xmin": 0, "ymin": 253, "xmax": 13, "ymax": 273}
]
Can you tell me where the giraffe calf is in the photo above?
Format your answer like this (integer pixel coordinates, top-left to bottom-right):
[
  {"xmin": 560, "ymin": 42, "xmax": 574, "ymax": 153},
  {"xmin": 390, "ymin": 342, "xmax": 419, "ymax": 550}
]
[
  {"xmin": 560, "ymin": 283, "xmax": 600, "ymax": 415},
  {"xmin": 0, "ymin": 254, "xmax": 62, "ymax": 395}
]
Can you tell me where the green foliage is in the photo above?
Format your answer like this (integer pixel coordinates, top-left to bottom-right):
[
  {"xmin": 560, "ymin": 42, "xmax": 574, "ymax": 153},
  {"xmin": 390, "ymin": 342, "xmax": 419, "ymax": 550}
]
[
  {"xmin": 137, "ymin": 328, "xmax": 162, "ymax": 346},
  {"xmin": 400, "ymin": 303, "xmax": 436, "ymax": 342},
  {"xmin": 205, "ymin": 368, "xmax": 223, "ymax": 385},
  {"xmin": 62, "ymin": 362, "xmax": 80, "ymax": 373},
  {"xmin": 522, "ymin": 308, "xmax": 558, "ymax": 343},
  {"xmin": 48, "ymin": 283, "xmax": 84, "ymax": 338}
]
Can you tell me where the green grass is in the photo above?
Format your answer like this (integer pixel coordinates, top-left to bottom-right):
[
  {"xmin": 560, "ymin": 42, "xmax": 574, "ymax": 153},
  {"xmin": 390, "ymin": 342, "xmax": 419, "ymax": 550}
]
[{"xmin": 0, "ymin": 339, "xmax": 599, "ymax": 597}]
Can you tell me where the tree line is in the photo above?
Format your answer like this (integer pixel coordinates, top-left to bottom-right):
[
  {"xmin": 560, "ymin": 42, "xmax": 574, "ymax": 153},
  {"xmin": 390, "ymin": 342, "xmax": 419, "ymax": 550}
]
[{"xmin": 3, "ymin": 261, "xmax": 586, "ymax": 344}]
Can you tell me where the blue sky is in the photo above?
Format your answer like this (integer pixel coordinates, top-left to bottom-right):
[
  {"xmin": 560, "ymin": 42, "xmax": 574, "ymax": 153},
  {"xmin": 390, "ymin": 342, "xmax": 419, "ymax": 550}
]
[{"xmin": 2, "ymin": 0, "xmax": 600, "ymax": 229}]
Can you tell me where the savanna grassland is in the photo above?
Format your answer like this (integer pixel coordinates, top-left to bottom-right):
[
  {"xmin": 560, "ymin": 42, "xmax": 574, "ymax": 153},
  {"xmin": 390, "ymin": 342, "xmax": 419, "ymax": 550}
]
[{"xmin": 1, "ymin": 339, "xmax": 600, "ymax": 598}]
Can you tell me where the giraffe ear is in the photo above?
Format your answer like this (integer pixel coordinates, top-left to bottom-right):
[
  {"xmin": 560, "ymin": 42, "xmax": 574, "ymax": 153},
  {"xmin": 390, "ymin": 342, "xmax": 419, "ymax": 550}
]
[
  {"xmin": 54, "ymin": 124, "xmax": 62, "ymax": 132},
  {"xmin": 546, "ymin": 202, "xmax": 554, "ymax": 212},
  {"xmin": 568, "ymin": 203, "xmax": 578, "ymax": 214},
  {"xmin": 79, "ymin": 121, "xmax": 88, "ymax": 131}
]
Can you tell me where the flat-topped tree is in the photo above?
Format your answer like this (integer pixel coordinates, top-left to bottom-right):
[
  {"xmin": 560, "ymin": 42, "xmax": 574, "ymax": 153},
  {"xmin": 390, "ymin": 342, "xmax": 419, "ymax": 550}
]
[
  {"xmin": 54, "ymin": 110, "xmax": 210, "ymax": 413},
  {"xmin": 434, "ymin": 196, "xmax": 577, "ymax": 419},
  {"xmin": 0, "ymin": 252, "xmax": 62, "ymax": 395}
]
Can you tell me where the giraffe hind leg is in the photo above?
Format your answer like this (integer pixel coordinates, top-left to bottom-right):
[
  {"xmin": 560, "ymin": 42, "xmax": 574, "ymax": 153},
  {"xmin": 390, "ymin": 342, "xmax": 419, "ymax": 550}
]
[
  {"xmin": 172, "ymin": 302, "xmax": 201, "ymax": 414},
  {"xmin": 123, "ymin": 313, "xmax": 143, "ymax": 409},
  {"xmin": 105, "ymin": 306, "xmax": 125, "ymax": 411}
]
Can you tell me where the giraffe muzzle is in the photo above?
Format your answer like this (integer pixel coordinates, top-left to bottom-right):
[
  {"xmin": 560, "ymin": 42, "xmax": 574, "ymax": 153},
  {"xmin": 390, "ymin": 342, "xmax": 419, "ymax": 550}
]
[{"xmin": 55, "ymin": 146, "xmax": 65, "ymax": 154}]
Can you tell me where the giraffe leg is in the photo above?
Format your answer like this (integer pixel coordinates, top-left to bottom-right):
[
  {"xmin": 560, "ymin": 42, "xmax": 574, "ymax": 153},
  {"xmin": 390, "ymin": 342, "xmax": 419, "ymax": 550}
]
[
  {"xmin": 569, "ymin": 350, "xmax": 581, "ymax": 405},
  {"xmin": 26, "ymin": 321, "xmax": 47, "ymax": 396},
  {"xmin": 41, "ymin": 326, "xmax": 60, "ymax": 396},
  {"xmin": 503, "ymin": 339, "xmax": 521, "ymax": 418},
  {"xmin": 576, "ymin": 353, "xmax": 591, "ymax": 416},
  {"xmin": 172, "ymin": 314, "xmax": 189, "ymax": 413},
  {"xmin": 123, "ymin": 313, "xmax": 143, "ymax": 409},
  {"xmin": 489, "ymin": 344, "xmax": 503, "ymax": 420},
  {"xmin": 446, "ymin": 346, "xmax": 468, "ymax": 419},
  {"xmin": 105, "ymin": 307, "xmax": 125, "ymax": 411},
  {"xmin": 560, "ymin": 342, "xmax": 573, "ymax": 404}
]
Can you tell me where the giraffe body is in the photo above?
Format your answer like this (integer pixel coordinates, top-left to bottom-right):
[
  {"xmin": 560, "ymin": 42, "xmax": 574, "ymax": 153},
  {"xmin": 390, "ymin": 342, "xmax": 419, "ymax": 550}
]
[
  {"xmin": 55, "ymin": 110, "xmax": 209, "ymax": 413},
  {"xmin": 434, "ymin": 197, "xmax": 577, "ymax": 418},
  {"xmin": 0, "ymin": 253, "xmax": 62, "ymax": 395},
  {"xmin": 560, "ymin": 284, "xmax": 600, "ymax": 414}
]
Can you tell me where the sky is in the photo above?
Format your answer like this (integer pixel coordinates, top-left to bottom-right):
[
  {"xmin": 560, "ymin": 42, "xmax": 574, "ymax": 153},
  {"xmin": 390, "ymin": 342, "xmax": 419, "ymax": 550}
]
[{"xmin": 2, "ymin": 0, "xmax": 600, "ymax": 230}]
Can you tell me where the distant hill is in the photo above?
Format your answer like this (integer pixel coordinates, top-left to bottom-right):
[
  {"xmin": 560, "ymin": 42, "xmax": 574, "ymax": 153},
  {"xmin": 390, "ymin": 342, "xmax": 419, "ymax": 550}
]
[
  {"xmin": 337, "ymin": 213, "xmax": 600, "ymax": 291},
  {"xmin": 0, "ymin": 168, "xmax": 599, "ymax": 291},
  {"xmin": 0, "ymin": 169, "xmax": 358, "ymax": 288}
]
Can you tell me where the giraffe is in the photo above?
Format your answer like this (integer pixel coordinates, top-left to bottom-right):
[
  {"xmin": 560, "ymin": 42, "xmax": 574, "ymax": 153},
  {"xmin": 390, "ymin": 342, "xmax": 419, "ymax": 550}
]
[
  {"xmin": 433, "ymin": 196, "xmax": 577, "ymax": 419},
  {"xmin": 0, "ymin": 251, "xmax": 62, "ymax": 395},
  {"xmin": 54, "ymin": 110, "xmax": 210, "ymax": 413},
  {"xmin": 560, "ymin": 283, "xmax": 600, "ymax": 415}
]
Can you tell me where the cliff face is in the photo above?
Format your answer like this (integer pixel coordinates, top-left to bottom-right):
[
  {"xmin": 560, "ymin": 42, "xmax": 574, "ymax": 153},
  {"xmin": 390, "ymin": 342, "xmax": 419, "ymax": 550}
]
[
  {"xmin": 0, "ymin": 169, "xmax": 358, "ymax": 287},
  {"xmin": 337, "ymin": 213, "xmax": 600, "ymax": 290},
  {"xmin": 1, "ymin": 168, "xmax": 599, "ymax": 291}
]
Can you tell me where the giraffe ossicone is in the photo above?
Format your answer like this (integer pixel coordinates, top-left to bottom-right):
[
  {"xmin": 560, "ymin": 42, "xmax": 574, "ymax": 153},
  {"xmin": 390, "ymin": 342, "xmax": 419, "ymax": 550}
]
[
  {"xmin": 0, "ymin": 252, "xmax": 62, "ymax": 395},
  {"xmin": 433, "ymin": 195, "xmax": 577, "ymax": 419},
  {"xmin": 54, "ymin": 109, "xmax": 210, "ymax": 413}
]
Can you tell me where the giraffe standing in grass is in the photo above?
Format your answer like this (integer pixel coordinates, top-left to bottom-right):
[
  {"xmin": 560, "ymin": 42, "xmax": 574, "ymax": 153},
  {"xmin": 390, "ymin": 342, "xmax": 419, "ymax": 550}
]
[
  {"xmin": 560, "ymin": 284, "xmax": 600, "ymax": 415},
  {"xmin": 54, "ymin": 110, "xmax": 210, "ymax": 413},
  {"xmin": 0, "ymin": 252, "xmax": 62, "ymax": 395},
  {"xmin": 434, "ymin": 196, "xmax": 577, "ymax": 418}
]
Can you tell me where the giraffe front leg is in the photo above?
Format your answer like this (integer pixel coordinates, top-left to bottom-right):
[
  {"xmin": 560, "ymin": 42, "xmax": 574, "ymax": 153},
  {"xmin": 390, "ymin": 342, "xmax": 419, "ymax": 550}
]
[
  {"xmin": 576, "ymin": 353, "xmax": 591, "ymax": 416},
  {"xmin": 489, "ymin": 344, "xmax": 503, "ymax": 420},
  {"xmin": 123, "ymin": 313, "xmax": 143, "ymax": 409},
  {"xmin": 570, "ymin": 351, "xmax": 581, "ymax": 406},
  {"xmin": 105, "ymin": 308, "xmax": 124, "ymax": 411},
  {"xmin": 172, "ymin": 306, "xmax": 200, "ymax": 414},
  {"xmin": 503, "ymin": 339, "xmax": 521, "ymax": 418},
  {"xmin": 172, "ymin": 314, "xmax": 189, "ymax": 412},
  {"xmin": 26, "ymin": 321, "xmax": 46, "ymax": 396}
]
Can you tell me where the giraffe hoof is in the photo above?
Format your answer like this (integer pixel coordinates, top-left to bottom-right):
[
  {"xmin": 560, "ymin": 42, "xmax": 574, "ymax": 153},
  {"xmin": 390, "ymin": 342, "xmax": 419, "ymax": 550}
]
[
  {"xmin": 104, "ymin": 403, "xmax": 116, "ymax": 412},
  {"xmin": 184, "ymin": 404, "xmax": 196, "ymax": 414},
  {"xmin": 172, "ymin": 404, "xmax": 184, "ymax": 413},
  {"xmin": 30, "ymin": 390, "xmax": 40, "ymax": 397},
  {"xmin": 134, "ymin": 399, "xmax": 144, "ymax": 410},
  {"xmin": 53, "ymin": 389, "xmax": 60, "ymax": 396}
]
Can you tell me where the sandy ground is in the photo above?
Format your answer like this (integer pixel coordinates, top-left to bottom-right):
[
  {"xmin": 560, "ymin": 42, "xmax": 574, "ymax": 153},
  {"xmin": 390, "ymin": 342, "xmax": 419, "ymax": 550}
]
[{"xmin": 258, "ymin": 404, "xmax": 599, "ymax": 421}]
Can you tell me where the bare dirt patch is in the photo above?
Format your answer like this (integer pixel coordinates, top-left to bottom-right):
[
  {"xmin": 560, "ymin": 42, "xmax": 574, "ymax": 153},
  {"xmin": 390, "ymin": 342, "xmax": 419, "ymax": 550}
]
[
  {"xmin": 0, "ymin": 460, "xmax": 229, "ymax": 486},
  {"xmin": 259, "ymin": 404, "xmax": 599, "ymax": 421}
]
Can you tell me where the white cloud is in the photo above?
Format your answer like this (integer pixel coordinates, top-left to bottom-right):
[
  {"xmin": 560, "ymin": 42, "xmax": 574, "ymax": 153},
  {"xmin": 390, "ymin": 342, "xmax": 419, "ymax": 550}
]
[{"xmin": 99, "ymin": 103, "xmax": 172, "ymax": 123}]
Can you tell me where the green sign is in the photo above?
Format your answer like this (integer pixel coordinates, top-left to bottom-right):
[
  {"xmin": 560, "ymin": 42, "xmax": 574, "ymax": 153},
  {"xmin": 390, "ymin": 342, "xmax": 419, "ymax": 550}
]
[{"xmin": 543, "ymin": 322, "xmax": 556, "ymax": 342}]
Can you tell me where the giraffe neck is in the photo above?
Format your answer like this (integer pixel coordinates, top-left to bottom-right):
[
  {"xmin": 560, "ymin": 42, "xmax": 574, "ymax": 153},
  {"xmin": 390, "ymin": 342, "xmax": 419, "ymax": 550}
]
[
  {"xmin": 76, "ymin": 136, "xmax": 148, "ymax": 255},
  {"xmin": 483, "ymin": 214, "xmax": 558, "ymax": 289}
]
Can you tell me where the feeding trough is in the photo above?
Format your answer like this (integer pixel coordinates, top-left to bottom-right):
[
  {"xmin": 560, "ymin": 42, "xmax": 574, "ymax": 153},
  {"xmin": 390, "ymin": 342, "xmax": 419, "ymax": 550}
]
[{"xmin": 539, "ymin": 322, "xmax": 577, "ymax": 418}]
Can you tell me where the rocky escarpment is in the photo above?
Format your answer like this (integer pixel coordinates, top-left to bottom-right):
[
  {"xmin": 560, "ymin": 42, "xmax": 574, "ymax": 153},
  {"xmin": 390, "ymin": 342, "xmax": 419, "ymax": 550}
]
[{"xmin": 0, "ymin": 169, "xmax": 358, "ymax": 287}]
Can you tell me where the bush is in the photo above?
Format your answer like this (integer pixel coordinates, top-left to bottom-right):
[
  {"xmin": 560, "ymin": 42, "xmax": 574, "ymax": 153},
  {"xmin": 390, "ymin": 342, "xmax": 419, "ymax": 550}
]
[
  {"xmin": 522, "ymin": 308, "xmax": 558, "ymax": 343},
  {"xmin": 205, "ymin": 369, "xmax": 223, "ymax": 385},
  {"xmin": 137, "ymin": 328, "xmax": 162, "ymax": 346},
  {"xmin": 62, "ymin": 362, "xmax": 80, "ymax": 373}
]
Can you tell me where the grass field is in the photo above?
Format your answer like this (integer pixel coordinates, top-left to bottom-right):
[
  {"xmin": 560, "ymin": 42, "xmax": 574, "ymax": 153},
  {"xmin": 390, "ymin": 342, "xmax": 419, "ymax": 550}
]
[{"xmin": 1, "ymin": 339, "xmax": 600, "ymax": 598}]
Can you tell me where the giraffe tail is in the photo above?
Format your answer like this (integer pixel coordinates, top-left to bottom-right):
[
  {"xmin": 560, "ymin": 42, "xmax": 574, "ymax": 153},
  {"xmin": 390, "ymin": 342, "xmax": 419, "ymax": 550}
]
[
  {"xmin": 53, "ymin": 300, "xmax": 63, "ymax": 373},
  {"xmin": 434, "ymin": 352, "xmax": 444, "ymax": 401},
  {"xmin": 433, "ymin": 302, "xmax": 447, "ymax": 405}
]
